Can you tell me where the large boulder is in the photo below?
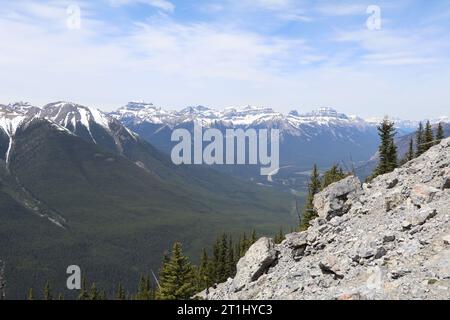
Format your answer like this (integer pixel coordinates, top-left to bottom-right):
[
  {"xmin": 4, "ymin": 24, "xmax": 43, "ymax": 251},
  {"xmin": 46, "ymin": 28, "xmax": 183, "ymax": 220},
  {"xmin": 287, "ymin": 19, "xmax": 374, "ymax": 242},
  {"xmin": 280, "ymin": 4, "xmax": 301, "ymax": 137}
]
[
  {"xmin": 313, "ymin": 176, "xmax": 362, "ymax": 220},
  {"xmin": 232, "ymin": 238, "xmax": 278, "ymax": 292}
]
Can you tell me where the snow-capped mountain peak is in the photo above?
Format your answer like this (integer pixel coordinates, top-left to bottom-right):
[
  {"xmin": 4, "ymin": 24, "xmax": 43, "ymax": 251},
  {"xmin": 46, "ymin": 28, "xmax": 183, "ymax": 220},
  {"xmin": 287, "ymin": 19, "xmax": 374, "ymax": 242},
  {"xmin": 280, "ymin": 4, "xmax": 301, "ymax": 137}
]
[
  {"xmin": 0, "ymin": 104, "xmax": 28, "ymax": 136},
  {"xmin": 39, "ymin": 101, "xmax": 111, "ymax": 131},
  {"xmin": 111, "ymin": 102, "xmax": 376, "ymax": 129},
  {"xmin": 300, "ymin": 107, "xmax": 349, "ymax": 120},
  {"xmin": 0, "ymin": 104, "xmax": 35, "ymax": 163},
  {"xmin": 6, "ymin": 101, "xmax": 41, "ymax": 116},
  {"xmin": 111, "ymin": 101, "xmax": 180, "ymax": 126}
]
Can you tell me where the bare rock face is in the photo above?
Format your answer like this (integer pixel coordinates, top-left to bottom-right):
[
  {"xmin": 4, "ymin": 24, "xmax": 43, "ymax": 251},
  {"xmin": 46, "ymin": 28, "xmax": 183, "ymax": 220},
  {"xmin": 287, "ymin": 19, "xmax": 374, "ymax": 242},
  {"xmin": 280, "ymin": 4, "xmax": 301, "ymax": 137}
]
[
  {"xmin": 313, "ymin": 176, "xmax": 362, "ymax": 220},
  {"xmin": 202, "ymin": 138, "xmax": 450, "ymax": 300},
  {"xmin": 232, "ymin": 238, "xmax": 278, "ymax": 292}
]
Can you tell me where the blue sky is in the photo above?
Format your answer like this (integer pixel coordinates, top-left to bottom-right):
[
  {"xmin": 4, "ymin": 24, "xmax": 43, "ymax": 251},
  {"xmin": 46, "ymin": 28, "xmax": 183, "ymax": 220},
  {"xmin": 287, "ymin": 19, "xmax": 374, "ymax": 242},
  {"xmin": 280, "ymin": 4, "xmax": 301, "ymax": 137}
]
[{"xmin": 0, "ymin": 0, "xmax": 449, "ymax": 119}]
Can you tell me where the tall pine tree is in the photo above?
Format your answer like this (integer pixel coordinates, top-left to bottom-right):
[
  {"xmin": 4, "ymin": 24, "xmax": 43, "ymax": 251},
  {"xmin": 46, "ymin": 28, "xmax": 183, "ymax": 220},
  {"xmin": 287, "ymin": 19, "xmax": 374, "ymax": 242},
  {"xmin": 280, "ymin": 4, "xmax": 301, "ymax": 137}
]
[
  {"xmin": 370, "ymin": 118, "xmax": 397, "ymax": 180},
  {"xmin": 416, "ymin": 122, "xmax": 425, "ymax": 156},
  {"xmin": 43, "ymin": 282, "xmax": 52, "ymax": 301},
  {"xmin": 197, "ymin": 249, "xmax": 211, "ymax": 291},
  {"xmin": 402, "ymin": 138, "xmax": 415, "ymax": 164},
  {"xmin": 436, "ymin": 122, "xmax": 445, "ymax": 144},
  {"xmin": 116, "ymin": 283, "xmax": 126, "ymax": 300},
  {"xmin": 78, "ymin": 277, "xmax": 90, "ymax": 300},
  {"xmin": 136, "ymin": 275, "xmax": 153, "ymax": 300},
  {"xmin": 423, "ymin": 120, "xmax": 434, "ymax": 152},
  {"xmin": 156, "ymin": 242, "xmax": 196, "ymax": 300},
  {"xmin": 300, "ymin": 164, "xmax": 321, "ymax": 231}
]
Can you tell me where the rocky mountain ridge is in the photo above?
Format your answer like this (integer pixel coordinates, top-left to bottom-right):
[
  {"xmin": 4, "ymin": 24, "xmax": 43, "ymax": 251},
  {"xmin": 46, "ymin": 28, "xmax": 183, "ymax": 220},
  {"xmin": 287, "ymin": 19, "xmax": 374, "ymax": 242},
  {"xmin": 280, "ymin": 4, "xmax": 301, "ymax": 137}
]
[{"xmin": 201, "ymin": 138, "xmax": 450, "ymax": 300}]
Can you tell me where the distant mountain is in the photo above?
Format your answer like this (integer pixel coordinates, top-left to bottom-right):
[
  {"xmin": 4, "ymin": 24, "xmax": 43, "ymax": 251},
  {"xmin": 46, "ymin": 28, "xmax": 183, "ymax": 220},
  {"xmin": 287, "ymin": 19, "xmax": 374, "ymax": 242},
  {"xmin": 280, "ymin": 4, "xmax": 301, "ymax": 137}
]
[
  {"xmin": 111, "ymin": 103, "xmax": 383, "ymax": 191},
  {"xmin": 0, "ymin": 101, "xmax": 295, "ymax": 298},
  {"xmin": 365, "ymin": 116, "xmax": 449, "ymax": 135}
]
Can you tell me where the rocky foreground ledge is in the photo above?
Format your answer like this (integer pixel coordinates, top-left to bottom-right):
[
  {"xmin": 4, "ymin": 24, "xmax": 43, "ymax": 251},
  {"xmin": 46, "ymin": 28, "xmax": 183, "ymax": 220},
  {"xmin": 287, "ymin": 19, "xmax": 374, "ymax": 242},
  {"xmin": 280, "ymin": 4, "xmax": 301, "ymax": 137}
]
[{"xmin": 199, "ymin": 138, "xmax": 450, "ymax": 300}]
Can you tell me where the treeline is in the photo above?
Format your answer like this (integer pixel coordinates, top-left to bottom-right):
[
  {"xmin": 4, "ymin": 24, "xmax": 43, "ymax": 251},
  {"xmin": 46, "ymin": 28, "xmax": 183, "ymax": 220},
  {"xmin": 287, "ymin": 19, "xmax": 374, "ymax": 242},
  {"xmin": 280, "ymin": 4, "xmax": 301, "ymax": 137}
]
[
  {"xmin": 26, "ymin": 230, "xmax": 279, "ymax": 300},
  {"xmin": 369, "ymin": 119, "xmax": 445, "ymax": 181},
  {"xmin": 404, "ymin": 121, "xmax": 445, "ymax": 162}
]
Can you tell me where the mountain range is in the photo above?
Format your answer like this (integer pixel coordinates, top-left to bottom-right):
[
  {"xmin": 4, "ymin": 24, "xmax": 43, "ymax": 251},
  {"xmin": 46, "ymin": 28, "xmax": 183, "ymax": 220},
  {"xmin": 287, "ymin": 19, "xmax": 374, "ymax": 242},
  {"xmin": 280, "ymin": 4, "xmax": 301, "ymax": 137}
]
[
  {"xmin": 110, "ymin": 102, "xmax": 448, "ymax": 190},
  {"xmin": 0, "ymin": 101, "xmax": 295, "ymax": 298}
]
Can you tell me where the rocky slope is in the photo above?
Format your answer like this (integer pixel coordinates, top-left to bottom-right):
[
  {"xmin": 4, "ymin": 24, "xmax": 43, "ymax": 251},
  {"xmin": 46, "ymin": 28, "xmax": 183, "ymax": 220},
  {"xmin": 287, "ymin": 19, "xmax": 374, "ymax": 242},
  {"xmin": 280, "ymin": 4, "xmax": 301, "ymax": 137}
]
[{"xmin": 201, "ymin": 138, "xmax": 450, "ymax": 300}]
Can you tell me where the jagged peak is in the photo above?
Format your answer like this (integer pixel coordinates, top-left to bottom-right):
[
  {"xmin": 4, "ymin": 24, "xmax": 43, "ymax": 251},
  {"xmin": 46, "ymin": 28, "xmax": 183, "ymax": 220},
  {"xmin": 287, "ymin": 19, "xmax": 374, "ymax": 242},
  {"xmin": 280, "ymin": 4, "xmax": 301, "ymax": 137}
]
[
  {"xmin": 301, "ymin": 107, "xmax": 348, "ymax": 119},
  {"xmin": 125, "ymin": 101, "xmax": 157, "ymax": 110},
  {"xmin": 41, "ymin": 101, "xmax": 111, "ymax": 130},
  {"xmin": 180, "ymin": 105, "xmax": 212, "ymax": 114}
]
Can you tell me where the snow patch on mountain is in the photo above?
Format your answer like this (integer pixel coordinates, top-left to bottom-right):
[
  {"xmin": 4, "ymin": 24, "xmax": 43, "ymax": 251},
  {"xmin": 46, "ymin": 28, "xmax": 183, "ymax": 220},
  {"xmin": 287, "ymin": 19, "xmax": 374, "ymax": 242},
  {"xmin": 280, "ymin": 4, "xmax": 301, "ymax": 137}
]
[{"xmin": 0, "ymin": 105, "xmax": 29, "ymax": 163}]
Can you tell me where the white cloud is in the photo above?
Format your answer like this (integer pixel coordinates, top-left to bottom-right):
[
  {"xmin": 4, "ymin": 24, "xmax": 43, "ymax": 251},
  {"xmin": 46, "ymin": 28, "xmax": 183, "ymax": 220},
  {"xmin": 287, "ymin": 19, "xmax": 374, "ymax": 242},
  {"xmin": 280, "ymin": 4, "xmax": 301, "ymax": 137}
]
[
  {"xmin": 108, "ymin": 0, "xmax": 175, "ymax": 12},
  {"xmin": 334, "ymin": 27, "xmax": 448, "ymax": 66},
  {"xmin": 316, "ymin": 3, "xmax": 368, "ymax": 16}
]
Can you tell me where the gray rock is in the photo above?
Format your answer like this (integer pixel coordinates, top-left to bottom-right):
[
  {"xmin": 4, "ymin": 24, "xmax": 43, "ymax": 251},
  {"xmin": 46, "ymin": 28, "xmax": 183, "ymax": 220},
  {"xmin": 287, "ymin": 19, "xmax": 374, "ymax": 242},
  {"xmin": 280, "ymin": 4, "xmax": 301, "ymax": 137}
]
[
  {"xmin": 319, "ymin": 256, "xmax": 345, "ymax": 280},
  {"xmin": 374, "ymin": 247, "xmax": 387, "ymax": 259},
  {"xmin": 387, "ymin": 178, "xmax": 399, "ymax": 189},
  {"xmin": 443, "ymin": 235, "xmax": 450, "ymax": 245},
  {"xmin": 285, "ymin": 232, "xmax": 309, "ymax": 260},
  {"xmin": 442, "ymin": 174, "xmax": 450, "ymax": 190},
  {"xmin": 313, "ymin": 176, "xmax": 362, "ymax": 220},
  {"xmin": 232, "ymin": 238, "xmax": 278, "ymax": 292},
  {"xmin": 383, "ymin": 234, "xmax": 396, "ymax": 243},
  {"xmin": 403, "ymin": 207, "xmax": 438, "ymax": 228}
]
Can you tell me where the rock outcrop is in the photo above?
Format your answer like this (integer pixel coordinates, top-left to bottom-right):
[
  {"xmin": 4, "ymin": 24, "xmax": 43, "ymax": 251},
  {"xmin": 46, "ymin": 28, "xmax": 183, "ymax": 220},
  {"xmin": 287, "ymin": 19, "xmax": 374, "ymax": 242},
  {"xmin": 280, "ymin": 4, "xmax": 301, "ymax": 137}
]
[{"xmin": 200, "ymin": 138, "xmax": 450, "ymax": 300}]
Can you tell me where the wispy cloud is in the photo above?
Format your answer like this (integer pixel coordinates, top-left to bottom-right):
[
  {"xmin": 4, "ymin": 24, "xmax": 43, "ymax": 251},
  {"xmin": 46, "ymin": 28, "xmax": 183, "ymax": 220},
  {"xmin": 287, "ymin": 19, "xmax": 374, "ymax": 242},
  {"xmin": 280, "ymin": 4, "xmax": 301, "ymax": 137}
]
[
  {"xmin": 108, "ymin": 0, "xmax": 175, "ymax": 12},
  {"xmin": 334, "ymin": 27, "xmax": 448, "ymax": 66},
  {"xmin": 315, "ymin": 3, "xmax": 368, "ymax": 16}
]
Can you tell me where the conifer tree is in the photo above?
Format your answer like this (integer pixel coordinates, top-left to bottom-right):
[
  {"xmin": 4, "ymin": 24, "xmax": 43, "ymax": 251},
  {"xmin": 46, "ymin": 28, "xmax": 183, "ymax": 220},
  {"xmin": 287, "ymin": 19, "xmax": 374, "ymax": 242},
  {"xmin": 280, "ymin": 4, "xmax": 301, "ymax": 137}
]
[
  {"xmin": 251, "ymin": 230, "xmax": 257, "ymax": 244},
  {"xmin": 90, "ymin": 282, "xmax": 99, "ymax": 300},
  {"xmin": 27, "ymin": 288, "xmax": 34, "ymax": 301},
  {"xmin": 370, "ymin": 118, "xmax": 397, "ymax": 180},
  {"xmin": 402, "ymin": 138, "xmax": 415, "ymax": 164},
  {"xmin": 235, "ymin": 237, "xmax": 241, "ymax": 260},
  {"xmin": 321, "ymin": 164, "xmax": 347, "ymax": 189},
  {"xmin": 216, "ymin": 234, "xmax": 229, "ymax": 283},
  {"xmin": 423, "ymin": 120, "xmax": 434, "ymax": 152},
  {"xmin": 116, "ymin": 283, "xmax": 126, "ymax": 300},
  {"xmin": 197, "ymin": 249, "xmax": 212, "ymax": 291},
  {"xmin": 78, "ymin": 277, "xmax": 90, "ymax": 300},
  {"xmin": 156, "ymin": 242, "xmax": 196, "ymax": 300},
  {"xmin": 43, "ymin": 282, "xmax": 52, "ymax": 301},
  {"xmin": 300, "ymin": 164, "xmax": 321, "ymax": 231},
  {"xmin": 240, "ymin": 233, "xmax": 248, "ymax": 258},
  {"xmin": 416, "ymin": 122, "xmax": 425, "ymax": 156},
  {"xmin": 274, "ymin": 228, "xmax": 284, "ymax": 244},
  {"xmin": 436, "ymin": 122, "xmax": 445, "ymax": 144},
  {"xmin": 227, "ymin": 237, "xmax": 236, "ymax": 278},
  {"xmin": 136, "ymin": 275, "xmax": 153, "ymax": 300}
]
